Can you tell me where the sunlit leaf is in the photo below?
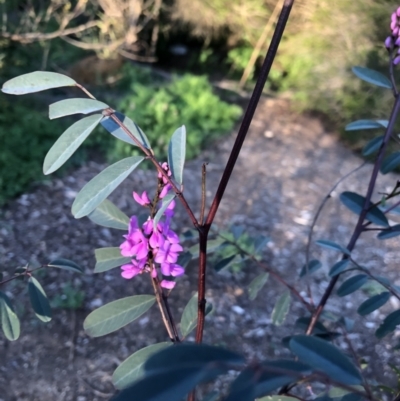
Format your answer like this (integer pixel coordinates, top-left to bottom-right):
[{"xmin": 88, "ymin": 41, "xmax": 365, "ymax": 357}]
[
  {"xmin": 339, "ymin": 191, "xmax": 389, "ymax": 227},
  {"xmin": 28, "ymin": 277, "xmax": 52, "ymax": 322},
  {"xmin": 101, "ymin": 111, "xmax": 151, "ymax": 149},
  {"xmin": 43, "ymin": 114, "xmax": 103, "ymax": 174},
  {"xmin": 113, "ymin": 343, "xmax": 171, "ymax": 389},
  {"xmin": 153, "ymin": 194, "xmax": 175, "ymax": 229},
  {"xmin": 2, "ymin": 71, "xmax": 76, "ymax": 94},
  {"xmin": 345, "ymin": 120, "xmax": 388, "ymax": 131},
  {"xmin": 94, "ymin": 247, "xmax": 131, "ymax": 273},
  {"xmin": 316, "ymin": 239, "xmax": 351, "ymax": 255},
  {"xmin": 88, "ymin": 199, "xmax": 130, "ymax": 230},
  {"xmin": 375, "ymin": 309, "xmax": 400, "ymax": 338},
  {"xmin": 180, "ymin": 292, "xmax": 213, "ymax": 337},
  {"xmin": 299, "ymin": 259, "xmax": 322, "ymax": 278},
  {"xmin": 362, "ymin": 135, "xmax": 384, "ymax": 156},
  {"xmin": 84, "ymin": 295, "xmax": 155, "ymax": 337},
  {"xmin": 47, "ymin": 258, "xmax": 83, "ymax": 273},
  {"xmin": 271, "ymin": 291, "xmax": 291, "ymax": 326},
  {"xmin": 352, "ymin": 66, "xmax": 392, "ymax": 89},
  {"xmin": 49, "ymin": 98, "xmax": 108, "ymax": 119},
  {"xmin": 248, "ymin": 272, "xmax": 269, "ymax": 301},
  {"xmin": 72, "ymin": 156, "xmax": 144, "ymax": 218},
  {"xmin": 357, "ymin": 292, "xmax": 390, "ymax": 316},
  {"xmin": 0, "ymin": 291, "xmax": 20, "ymax": 341},
  {"xmin": 289, "ymin": 335, "xmax": 362, "ymax": 385},
  {"xmin": 381, "ymin": 152, "xmax": 400, "ymax": 174},
  {"xmin": 168, "ymin": 125, "xmax": 186, "ymax": 185},
  {"xmin": 377, "ymin": 224, "xmax": 400, "ymax": 240},
  {"xmin": 337, "ymin": 275, "xmax": 369, "ymax": 297}
]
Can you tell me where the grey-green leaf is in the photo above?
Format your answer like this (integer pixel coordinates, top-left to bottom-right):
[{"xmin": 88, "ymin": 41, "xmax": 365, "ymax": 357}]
[
  {"xmin": 180, "ymin": 292, "xmax": 213, "ymax": 337},
  {"xmin": 0, "ymin": 291, "xmax": 20, "ymax": 341},
  {"xmin": 84, "ymin": 295, "xmax": 155, "ymax": 337},
  {"xmin": 94, "ymin": 247, "xmax": 131, "ymax": 273},
  {"xmin": 113, "ymin": 342, "xmax": 171, "ymax": 389},
  {"xmin": 49, "ymin": 98, "xmax": 108, "ymax": 119},
  {"xmin": 153, "ymin": 194, "xmax": 175, "ymax": 229},
  {"xmin": 101, "ymin": 111, "xmax": 151, "ymax": 149},
  {"xmin": 316, "ymin": 240, "xmax": 351, "ymax": 256},
  {"xmin": 352, "ymin": 66, "xmax": 392, "ymax": 89},
  {"xmin": 375, "ymin": 309, "xmax": 400, "ymax": 338},
  {"xmin": 72, "ymin": 156, "xmax": 144, "ymax": 218},
  {"xmin": 88, "ymin": 199, "xmax": 130, "ymax": 230},
  {"xmin": 47, "ymin": 258, "xmax": 83, "ymax": 274},
  {"xmin": 329, "ymin": 259, "xmax": 351, "ymax": 277},
  {"xmin": 381, "ymin": 152, "xmax": 400, "ymax": 175},
  {"xmin": 337, "ymin": 275, "xmax": 369, "ymax": 297},
  {"xmin": 362, "ymin": 135, "xmax": 384, "ymax": 156},
  {"xmin": 43, "ymin": 114, "xmax": 103, "ymax": 175},
  {"xmin": 168, "ymin": 125, "xmax": 186, "ymax": 185},
  {"xmin": 28, "ymin": 277, "xmax": 52, "ymax": 322},
  {"xmin": 377, "ymin": 224, "xmax": 400, "ymax": 240},
  {"xmin": 248, "ymin": 272, "xmax": 269, "ymax": 301},
  {"xmin": 345, "ymin": 120, "xmax": 388, "ymax": 131},
  {"xmin": 289, "ymin": 335, "xmax": 362, "ymax": 385},
  {"xmin": 357, "ymin": 292, "xmax": 390, "ymax": 316},
  {"xmin": 300, "ymin": 259, "xmax": 322, "ymax": 278},
  {"xmin": 2, "ymin": 71, "xmax": 76, "ymax": 94},
  {"xmin": 271, "ymin": 291, "xmax": 291, "ymax": 326}
]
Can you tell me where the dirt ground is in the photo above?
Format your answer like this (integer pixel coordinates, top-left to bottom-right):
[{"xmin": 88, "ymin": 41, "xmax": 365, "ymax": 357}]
[{"xmin": 1, "ymin": 97, "xmax": 400, "ymax": 401}]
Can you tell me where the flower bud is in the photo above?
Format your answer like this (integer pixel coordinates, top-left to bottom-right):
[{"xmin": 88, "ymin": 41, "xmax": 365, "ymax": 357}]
[
  {"xmin": 393, "ymin": 55, "xmax": 400, "ymax": 65},
  {"xmin": 386, "ymin": 36, "xmax": 394, "ymax": 50}
]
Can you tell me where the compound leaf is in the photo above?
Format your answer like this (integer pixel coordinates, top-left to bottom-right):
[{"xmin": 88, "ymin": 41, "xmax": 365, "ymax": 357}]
[
  {"xmin": 357, "ymin": 292, "xmax": 390, "ymax": 316},
  {"xmin": 337, "ymin": 275, "xmax": 369, "ymax": 297}
]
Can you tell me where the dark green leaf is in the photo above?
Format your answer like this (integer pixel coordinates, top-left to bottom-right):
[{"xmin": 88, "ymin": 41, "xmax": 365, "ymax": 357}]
[
  {"xmin": 72, "ymin": 156, "xmax": 144, "ymax": 218},
  {"xmin": 101, "ymin": 111, "xmax": 151, "ymax": 149},
  {"xmin": 153, "ymin": 194, "xmax": 175, "ymax": 228},
  {"xmin": 329, "ymin": 259, "xmax": 351, "ymax": 277},
  {"xmin": 47, "ymin": 258, "xmax": 83, "ymax": 274},
  {"xmin": 381, "ymin": 152, "xmax": 400, "ymax": 174},
  {"xmin": 84, "ymin": 295, "xmax": 155, "ymax": 337},
  {"xmin": 180, "ymin": 292, "xmax": 213, "ymax": 337},
  {"xmin": 0, "ymin": 291, "xmax": 20, "ymax": 341},
  {"xmin": 337, "ymin": 275, "xmax": 368, "ymax": 297},
  {"xmin": 300, "ymin": 259, "xmax": 322, "ymax": 277},
  {"xmin": 362, "ymin": 135, "xmax": 384, "ymax": 156},
  {"xmin": 49, "ymin": 98, "xmax": 108, "ymax": 119},
  {"xmin": 254, "ymin": 360, "xmax": 311, "ymax": 397},
  {"xmin": 345, "ymin": 120, "xmax": 388, "ymax": 131},
  {"xmin": 289, "ymin": 335, "xmax": 362, "ymax": 385},
  {"xmin": 94, "ymin": 247, "xmax": 131, "ymax": 273},
  {"xmin": 254, "ymin": 235, "xmax": 269, "ymax": 255},
  {"xmin": 43, "ymin": 114, "xmax": 102, "ymax": 174},
  {"xmin": 258, "ymin": 397, "xmax": 299, "ymax": 401},
  {"xmin": 225, "ymin": 368, "xmax": 255, "ymax": 401},
  {"xmin": 340, "ymin": 192, "xmax": 389, "ymax": 227},
  {"xmin": 248, "ymin": 272, "xmax": 269, "ymax": 301},
  {"xmin": 316, "ymin": 240, "xmax": 351, "ymax": 255},
  {"xmin": 28, "ymin": 276, "xmax": 52, "ymax": 322},
  {"xmin": 357, "ymin": 292, "xmax": 390, "ymax": 316},
  {"xmin": 377, "ymin": 224, "xmax": 400, "ymax": 240},
  {"xmin": 189, "ymin": 238, "xmax": 225, "ymax": 256},
  {"xmin": 352, "ymin": 66, "xmax": 392, "ymax": 89},
  {"xmin": 88, "ymin": 199, "xmax": 130, "ymax": 230},
  {"xmin": 113, "ymin": 342, "xmax": 171, "ymax": 389},
  {"xmin": 375, "ymin": 309, "xmax": 400, "ymax": 338},
  {"xmin": 231, "ymin": 225, "xmax": 245, "ymax": 241},
  {"xmin": 214, "ymin": 254, "xmax": 242, "ymax": 272},
  {"xmin": 168, "ymin": 125, "xmax": 186, "ymax": 185},
  {"xmin": 2, "ymin": 71, "xmax": 76, "ymax": 94},
  {"xmin": 271, "ymin": 291, "xmax": 291, "ymax": 326}
]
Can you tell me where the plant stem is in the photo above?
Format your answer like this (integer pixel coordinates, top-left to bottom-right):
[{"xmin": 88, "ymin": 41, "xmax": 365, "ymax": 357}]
[{"xmin": 306, "ymin": 94, "xmax": 400, "ymax": 335}]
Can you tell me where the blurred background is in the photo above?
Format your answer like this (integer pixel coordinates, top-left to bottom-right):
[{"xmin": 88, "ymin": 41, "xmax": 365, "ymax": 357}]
[{"xmin": 0, "ymin": 0, "xmax": 398, "ymax": 206}]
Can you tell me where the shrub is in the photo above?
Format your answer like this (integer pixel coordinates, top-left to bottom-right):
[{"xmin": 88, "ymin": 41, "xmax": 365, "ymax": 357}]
[{"xmin": 111, "ymin": 72, "xmax": 242, "ymax": 161}]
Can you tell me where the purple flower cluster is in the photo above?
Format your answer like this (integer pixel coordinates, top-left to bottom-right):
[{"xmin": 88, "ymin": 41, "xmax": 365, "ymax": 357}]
[
  {"xmin": 385, "ymin": 7, "xmax": 400, "ymax": 64},
  {"xmin": 120, "ymin": 163, "xmax": 184, "ymax": 289}
]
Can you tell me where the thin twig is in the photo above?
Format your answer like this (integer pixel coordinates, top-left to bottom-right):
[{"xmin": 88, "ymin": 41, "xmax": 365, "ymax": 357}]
[{"xmin": 200, "ymin": 163, "xmax": 207, "ymax": 225}]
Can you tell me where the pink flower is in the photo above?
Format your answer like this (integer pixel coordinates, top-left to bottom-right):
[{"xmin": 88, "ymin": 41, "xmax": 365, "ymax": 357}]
[
  {"xmin": 155, "ymin": 241, "xmax": 183, "ymax": 264},
  {"xmin": 160, "ymin": 184, "xmax": 172, "ymax": 199},
  {"xmin": 121, "ymin": 259, "xmax": 145, "ymax": 279},
  {"xmin": 161, "ymin": 263, "xmax": 184, "ymax": 277},
  {"xmin": 160, "ymin": 280, "xmax": 176, "ymax": 289},
  {"xmin": 133, "ymin": 191, "xmax": 150, "ymax": 206}
]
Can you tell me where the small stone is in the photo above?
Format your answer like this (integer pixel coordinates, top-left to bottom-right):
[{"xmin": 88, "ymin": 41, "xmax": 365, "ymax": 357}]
[{"xmin": 231, "ymin": 305, "xmax": 245, "ymax": 315}]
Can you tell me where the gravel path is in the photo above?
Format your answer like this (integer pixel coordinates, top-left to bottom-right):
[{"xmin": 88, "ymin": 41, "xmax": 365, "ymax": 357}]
[{"xmin": 1, "ymin": 97, "xmax": 400, "ymax": 400}]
